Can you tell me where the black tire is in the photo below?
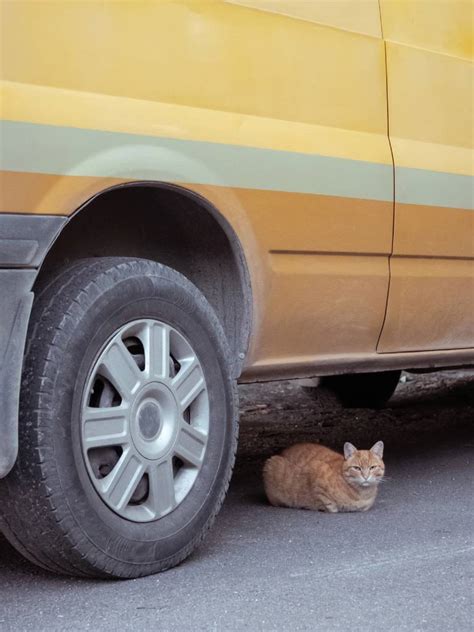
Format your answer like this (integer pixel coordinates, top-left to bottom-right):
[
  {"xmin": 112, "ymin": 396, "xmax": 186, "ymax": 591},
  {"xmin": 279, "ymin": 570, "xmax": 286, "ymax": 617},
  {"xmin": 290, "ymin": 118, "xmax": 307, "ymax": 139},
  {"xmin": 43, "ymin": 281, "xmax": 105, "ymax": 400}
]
[
  {"xmin": 0, "ymin": 258, "xmax": 238, "ymax": 578},
  {"xmin": 304, "ymin": 371, "xmax": 401, "ymax": 408}
]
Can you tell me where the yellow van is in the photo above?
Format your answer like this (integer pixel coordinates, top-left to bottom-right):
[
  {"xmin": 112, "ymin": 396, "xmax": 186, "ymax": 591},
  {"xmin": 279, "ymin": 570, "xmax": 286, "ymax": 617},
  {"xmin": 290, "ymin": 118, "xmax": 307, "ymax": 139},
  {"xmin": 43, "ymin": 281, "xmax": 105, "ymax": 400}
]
[{"xmin": 0, "ymin": 0, "xmax": 472, "ymax": 577}]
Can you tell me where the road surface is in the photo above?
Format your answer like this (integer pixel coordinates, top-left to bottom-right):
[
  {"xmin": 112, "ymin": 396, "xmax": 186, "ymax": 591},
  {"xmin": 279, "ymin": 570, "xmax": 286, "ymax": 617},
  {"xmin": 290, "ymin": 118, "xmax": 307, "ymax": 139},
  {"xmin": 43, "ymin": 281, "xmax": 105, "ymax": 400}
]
[{"xmin": 0, "ymin": 371, "xmax": 473, "ymax": 631}]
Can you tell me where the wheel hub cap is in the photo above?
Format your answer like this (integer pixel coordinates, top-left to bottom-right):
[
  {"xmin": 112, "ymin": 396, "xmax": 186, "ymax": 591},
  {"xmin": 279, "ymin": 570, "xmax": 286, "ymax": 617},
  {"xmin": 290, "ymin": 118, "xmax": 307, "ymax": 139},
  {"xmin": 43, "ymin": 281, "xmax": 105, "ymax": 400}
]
[
  {"xmin": 81, "ymin": 319, "xmax": 210, "ymax": 523},
  {"xmin": 130, "ymin": 383, "xmax": 179, "ymax": 461},
  {"xmin": 138, "ymin": 402, "xmax": 162, "ymax": 440}
]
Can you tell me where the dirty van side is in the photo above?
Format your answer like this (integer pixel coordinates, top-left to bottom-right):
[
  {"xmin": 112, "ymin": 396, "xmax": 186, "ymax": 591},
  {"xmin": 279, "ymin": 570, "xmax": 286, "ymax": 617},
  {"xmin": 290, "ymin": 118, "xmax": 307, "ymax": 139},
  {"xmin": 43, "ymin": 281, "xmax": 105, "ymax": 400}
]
[{"xmin": 0, "ymin": 0, "xmax": 472, "ymax": 578}]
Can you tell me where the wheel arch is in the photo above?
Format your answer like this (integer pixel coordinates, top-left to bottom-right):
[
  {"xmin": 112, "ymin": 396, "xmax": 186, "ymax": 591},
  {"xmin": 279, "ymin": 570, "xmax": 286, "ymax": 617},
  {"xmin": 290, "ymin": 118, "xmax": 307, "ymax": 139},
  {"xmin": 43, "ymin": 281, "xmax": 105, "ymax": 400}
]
[{"xmin": 35, "ymin": 181, "xmax": 252, "ymax": 378}]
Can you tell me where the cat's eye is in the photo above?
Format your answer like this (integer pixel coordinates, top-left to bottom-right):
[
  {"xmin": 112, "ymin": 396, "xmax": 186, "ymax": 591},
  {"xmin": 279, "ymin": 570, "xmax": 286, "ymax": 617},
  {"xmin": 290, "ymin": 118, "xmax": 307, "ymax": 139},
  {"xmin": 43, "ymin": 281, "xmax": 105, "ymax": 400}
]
[
  {"xmin": 370, "ymin": 465, "xmax": 377, "ymax": 470},
  {"xmin": 351, "ymin": 466, "xmax": 361, "ymax": 471}
]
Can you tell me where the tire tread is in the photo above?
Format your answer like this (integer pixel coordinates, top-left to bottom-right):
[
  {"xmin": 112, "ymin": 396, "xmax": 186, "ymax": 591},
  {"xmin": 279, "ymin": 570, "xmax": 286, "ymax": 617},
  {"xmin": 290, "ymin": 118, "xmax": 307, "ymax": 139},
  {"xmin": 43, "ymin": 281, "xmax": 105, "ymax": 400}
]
[{"xmin": 0, "ymin": 257, "xmax": 238, "ymax": 578}]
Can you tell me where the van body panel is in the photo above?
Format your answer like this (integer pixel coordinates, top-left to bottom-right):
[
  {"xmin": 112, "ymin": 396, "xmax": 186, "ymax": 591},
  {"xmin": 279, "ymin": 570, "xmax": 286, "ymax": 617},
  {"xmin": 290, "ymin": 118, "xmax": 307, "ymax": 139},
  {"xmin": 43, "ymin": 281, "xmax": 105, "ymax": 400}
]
[
  {"xmin": 0, "ymin": 0, "xmax": 472, "ymax": 380},
  {"xmin": 378, "ymin": 3, "xmax": 474, "ymax": 352},
  {"xmin": 1, "ymin": 0, "xmax": 394, "ymax": 369}
]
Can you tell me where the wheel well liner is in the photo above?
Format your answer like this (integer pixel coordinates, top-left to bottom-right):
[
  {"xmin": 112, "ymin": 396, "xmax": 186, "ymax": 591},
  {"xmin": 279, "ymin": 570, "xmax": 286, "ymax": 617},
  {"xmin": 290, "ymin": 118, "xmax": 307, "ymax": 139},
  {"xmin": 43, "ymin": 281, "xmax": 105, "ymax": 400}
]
[{"xmin": 36, "ymin": 182, "xmax": 252, "ymax": 377}]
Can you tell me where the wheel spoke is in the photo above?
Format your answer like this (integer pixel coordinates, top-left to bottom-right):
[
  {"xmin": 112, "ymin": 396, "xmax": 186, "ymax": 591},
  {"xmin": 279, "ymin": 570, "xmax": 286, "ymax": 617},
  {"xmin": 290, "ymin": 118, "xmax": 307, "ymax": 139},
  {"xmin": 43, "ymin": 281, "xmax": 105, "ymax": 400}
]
[
  {"xmin": 82, "ymin": 317, "xmax": 211, "ymax": 522},
  {"xmin": 172, "ymin": 358, "xmax": 205, "ymax": 411},
  {"xmin": 146, "ymin": 321, "xmax": 170, "ymax": 380},
  {"xmin": 83, "ymin": 406, "xmax": 129, "ymax": 449},
  {"xmin": 148, "ymin": 459, "xmax": 176, "ymax": 517},
  {"xmin": 99, "ymin": 339, "xmax": 142, "ymax": 398},
  {"xmin": 100, "ymin": 449, "xmax": 145, "ymax": 511},
  {"xmin": 174, "ymin": 423, "xmax": 207, "ymax": 468}
]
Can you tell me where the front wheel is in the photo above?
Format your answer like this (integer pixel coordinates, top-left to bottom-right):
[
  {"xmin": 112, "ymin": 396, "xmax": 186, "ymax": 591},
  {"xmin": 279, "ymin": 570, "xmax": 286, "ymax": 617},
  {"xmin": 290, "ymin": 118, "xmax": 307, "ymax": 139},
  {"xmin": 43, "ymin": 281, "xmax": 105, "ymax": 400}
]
[{"xmin": 0, "ymin": 258, "xmax": 238, "ymax": 578}]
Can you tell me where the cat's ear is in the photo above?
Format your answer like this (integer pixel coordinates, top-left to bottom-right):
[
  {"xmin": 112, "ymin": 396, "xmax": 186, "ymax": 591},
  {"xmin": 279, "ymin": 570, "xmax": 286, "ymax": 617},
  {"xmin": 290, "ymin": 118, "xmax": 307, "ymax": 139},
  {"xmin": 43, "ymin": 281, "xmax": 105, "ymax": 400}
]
[
  {"xmin": 344, "ymin": 442, "xmax": 357, "ymax": 459},
  {"xmin": 370, "ymin": 441, "xmax": 384, "ymax": 458}
]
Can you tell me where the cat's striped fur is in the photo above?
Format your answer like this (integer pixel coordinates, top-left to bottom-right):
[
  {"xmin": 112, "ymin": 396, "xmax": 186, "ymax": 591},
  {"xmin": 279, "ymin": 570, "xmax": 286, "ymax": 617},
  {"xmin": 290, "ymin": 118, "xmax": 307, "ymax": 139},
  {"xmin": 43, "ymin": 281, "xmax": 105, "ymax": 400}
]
[{"xmin": 263, "ymin": 441, "xmax": 385, "ymax": 513}]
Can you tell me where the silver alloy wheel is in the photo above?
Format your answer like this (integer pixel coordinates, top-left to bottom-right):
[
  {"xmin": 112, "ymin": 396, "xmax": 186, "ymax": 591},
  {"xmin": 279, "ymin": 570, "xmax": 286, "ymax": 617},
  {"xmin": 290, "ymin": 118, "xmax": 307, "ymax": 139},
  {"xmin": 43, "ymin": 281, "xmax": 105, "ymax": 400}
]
[{"xmin": 81, "ymin": 319, "xmax": 209, "ymax": 522}]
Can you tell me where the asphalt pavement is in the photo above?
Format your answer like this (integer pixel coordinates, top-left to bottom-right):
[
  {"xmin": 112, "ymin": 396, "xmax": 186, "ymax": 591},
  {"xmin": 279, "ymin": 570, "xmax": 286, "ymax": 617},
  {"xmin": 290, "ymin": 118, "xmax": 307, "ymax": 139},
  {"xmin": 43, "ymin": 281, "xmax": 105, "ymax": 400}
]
[{"xmin": 0, "ymin": 371, "xmax": 473, "ymax": 631}]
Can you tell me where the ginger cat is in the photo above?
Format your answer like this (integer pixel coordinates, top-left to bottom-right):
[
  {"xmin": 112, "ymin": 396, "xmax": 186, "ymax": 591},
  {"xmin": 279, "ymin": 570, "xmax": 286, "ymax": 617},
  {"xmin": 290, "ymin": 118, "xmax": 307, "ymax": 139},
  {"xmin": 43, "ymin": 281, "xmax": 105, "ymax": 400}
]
[{"xmin": 263, "ymin": 441, "xmax": 385, "ymax": 513}]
